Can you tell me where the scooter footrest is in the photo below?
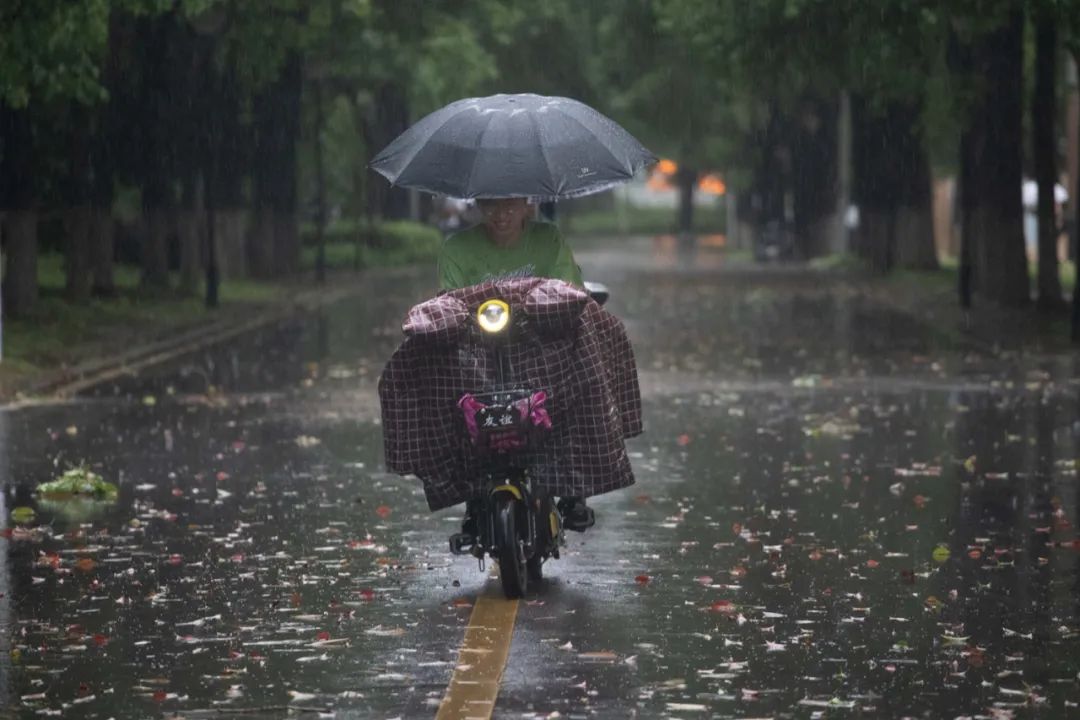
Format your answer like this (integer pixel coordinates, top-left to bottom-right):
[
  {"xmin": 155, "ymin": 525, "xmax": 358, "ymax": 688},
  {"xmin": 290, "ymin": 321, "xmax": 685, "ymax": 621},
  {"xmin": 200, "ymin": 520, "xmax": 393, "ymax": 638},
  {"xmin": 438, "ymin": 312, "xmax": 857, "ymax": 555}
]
[{"xmin": 449, "ymin": 533, "xmax": 475, "ymax": 555}]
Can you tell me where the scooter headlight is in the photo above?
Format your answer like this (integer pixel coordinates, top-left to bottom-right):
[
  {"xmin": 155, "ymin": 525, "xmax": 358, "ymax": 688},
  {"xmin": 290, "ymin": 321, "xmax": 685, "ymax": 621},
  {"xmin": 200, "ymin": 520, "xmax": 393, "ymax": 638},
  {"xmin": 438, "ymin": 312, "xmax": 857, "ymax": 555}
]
[{"xmin": 477, "ymin": 299, "xmax": 510, "ymax": 334}]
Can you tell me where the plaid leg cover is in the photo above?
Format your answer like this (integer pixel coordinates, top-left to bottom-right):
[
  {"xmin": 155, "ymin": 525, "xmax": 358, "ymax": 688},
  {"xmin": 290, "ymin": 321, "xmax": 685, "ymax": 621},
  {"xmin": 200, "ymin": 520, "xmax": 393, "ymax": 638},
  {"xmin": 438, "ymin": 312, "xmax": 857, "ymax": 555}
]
[{"xmin": 378, "ymin": 278, "xmax": 643, "ymax": 511}]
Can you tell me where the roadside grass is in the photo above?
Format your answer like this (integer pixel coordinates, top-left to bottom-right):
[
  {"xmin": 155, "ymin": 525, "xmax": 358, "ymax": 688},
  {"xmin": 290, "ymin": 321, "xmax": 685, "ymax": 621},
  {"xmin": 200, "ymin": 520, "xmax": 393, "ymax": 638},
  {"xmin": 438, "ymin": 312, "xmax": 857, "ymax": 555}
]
[
  {"xmin": 300, "ymin": 234, "xmax": 442, "ymax": 272},
  {"xmin": 5, "ymin": 254, "xmax": 280, "ymax": 369},
  {"xmin": 301, "ymin": 218, "xmax": 442, "ymax": 271},
  {"xmin": 2, "ymin": 223, "xmax": 441, "ymax": 391},
  {"xmin": 811, "ymin": 252, "xmax": 1076, "ymax": 296}
]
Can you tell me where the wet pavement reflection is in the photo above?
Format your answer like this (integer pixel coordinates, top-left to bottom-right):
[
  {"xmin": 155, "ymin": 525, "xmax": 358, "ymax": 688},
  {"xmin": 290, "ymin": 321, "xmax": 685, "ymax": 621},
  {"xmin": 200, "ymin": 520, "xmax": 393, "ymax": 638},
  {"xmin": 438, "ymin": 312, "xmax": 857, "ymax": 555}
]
[{"xmin": 2, "ymin": 238, "xmax": 1080, "ymax": 718}]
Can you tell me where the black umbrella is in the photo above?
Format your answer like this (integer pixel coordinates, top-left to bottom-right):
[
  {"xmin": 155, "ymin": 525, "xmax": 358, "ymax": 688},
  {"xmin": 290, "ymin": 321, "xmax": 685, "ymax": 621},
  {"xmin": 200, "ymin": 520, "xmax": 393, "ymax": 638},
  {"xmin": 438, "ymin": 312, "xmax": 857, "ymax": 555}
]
[{"xmin": 369, "ymin": 93, "xmax": 656, "ymax": 200}]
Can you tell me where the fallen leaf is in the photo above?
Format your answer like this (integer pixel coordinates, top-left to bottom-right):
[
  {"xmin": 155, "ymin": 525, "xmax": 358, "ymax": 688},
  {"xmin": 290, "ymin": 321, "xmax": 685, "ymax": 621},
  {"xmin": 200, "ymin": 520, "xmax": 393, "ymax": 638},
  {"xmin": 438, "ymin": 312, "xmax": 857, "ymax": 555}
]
[
  {"xmin": 74, "ymin": 558, "xmax": 97, "ymax": 573},
  {"xmin": 10, "ymin": 507, "xmax": 35, "ymax": 525}
]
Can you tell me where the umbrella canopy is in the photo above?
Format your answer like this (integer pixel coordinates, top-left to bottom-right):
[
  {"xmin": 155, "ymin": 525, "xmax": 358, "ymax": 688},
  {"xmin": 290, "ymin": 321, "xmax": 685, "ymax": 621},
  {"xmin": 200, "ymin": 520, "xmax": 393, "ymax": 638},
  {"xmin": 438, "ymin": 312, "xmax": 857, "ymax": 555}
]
[{"xmin": 369, "ymin": 93, "xmax": 656, "ymax": 200}]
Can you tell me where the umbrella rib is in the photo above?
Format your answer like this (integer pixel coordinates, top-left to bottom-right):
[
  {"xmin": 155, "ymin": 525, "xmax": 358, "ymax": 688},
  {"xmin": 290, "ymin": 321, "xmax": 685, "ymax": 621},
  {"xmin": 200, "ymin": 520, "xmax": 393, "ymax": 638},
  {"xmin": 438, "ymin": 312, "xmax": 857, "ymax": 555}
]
[
  {"xmin": 460, "ymin": 110, "xmax": 499, "ymax": 198},
  {"xmin": 557, "ymin": 111, "xmax": 641, "ymax": 185},
  {"xmin": 390, "ymin": 109, "xmax": 470, "ymax": 187},
  {"xmin": 527, "ymin": 111, "xmax": 559, "ymax": 197}
]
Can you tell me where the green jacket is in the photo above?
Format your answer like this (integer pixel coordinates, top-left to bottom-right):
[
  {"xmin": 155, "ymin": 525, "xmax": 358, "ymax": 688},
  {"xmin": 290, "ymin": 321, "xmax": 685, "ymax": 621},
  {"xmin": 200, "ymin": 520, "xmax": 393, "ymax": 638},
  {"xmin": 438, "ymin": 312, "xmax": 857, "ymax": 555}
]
[{"xmin": 437, "ymin": 221, "xmax": 583, "ymax": 290}]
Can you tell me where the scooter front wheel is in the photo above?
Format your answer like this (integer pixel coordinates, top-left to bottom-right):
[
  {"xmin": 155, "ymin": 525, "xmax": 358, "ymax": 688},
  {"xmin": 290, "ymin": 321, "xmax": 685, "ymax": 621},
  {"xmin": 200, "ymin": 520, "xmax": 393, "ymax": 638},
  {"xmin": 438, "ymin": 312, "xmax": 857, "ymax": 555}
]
[
  {"xmin": 495, "ymin": 495, "xmax": 527, "ymax": 599},
  {"xmin": 527, "ymin": 495, "xmax": 554, "ymax": 583}
]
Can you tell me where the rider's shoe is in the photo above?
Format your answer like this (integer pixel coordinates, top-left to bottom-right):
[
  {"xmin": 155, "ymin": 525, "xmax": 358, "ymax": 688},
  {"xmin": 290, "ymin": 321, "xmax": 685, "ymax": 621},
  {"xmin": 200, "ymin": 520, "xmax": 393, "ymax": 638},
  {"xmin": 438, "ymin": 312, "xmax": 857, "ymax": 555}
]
[
  {"xmin": 557, "ymin": 497, "xmax": 595, "ymax": 532},
  {"xmin": 461, "ymin": 498, "xmax": 483, "ymax": 538},
  {"xmin": 451, "ymin": 499, "xmax": 483, "ymax": 555}
]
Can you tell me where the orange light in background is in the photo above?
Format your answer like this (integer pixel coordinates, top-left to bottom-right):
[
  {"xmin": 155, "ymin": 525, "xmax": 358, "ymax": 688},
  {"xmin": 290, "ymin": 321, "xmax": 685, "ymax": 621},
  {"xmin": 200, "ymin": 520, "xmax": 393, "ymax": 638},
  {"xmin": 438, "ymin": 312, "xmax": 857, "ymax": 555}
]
[
  {"xmin": 699, "ymin": 173, "xmax": 726, "ymax": 195},
  {"xmin": 657, "ymin": 158, "xmax": 678, "ymax": 175},
  {"xmin": 646, "ymin": 173, "xmax": 674, "ymax": 191}
]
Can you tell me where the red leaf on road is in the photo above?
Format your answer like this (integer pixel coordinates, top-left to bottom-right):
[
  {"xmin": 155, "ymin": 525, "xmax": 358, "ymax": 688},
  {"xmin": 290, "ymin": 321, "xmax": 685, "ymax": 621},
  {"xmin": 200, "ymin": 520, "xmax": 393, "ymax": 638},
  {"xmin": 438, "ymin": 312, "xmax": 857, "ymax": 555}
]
[
  {"xmin": 375, "ymin": 505, "xmax": 392, "ymax": 519},
  {"xmin": 676, "ymin": 434, "xmax": 691, "ymax": 447},
  {"xmin": 634, "ymin": 574, "xmax": 650, "ymax": 585},
  {"xmin": 315, "ymin": 631, "xmax": 330, "ymax": 642}
]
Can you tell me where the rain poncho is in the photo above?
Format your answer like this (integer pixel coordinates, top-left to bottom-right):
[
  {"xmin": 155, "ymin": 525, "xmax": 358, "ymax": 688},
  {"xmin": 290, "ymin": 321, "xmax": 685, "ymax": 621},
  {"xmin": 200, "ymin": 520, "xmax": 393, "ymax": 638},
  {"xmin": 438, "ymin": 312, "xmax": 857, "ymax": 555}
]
[{"xmin": 378, "ymin": 277, "xmax": 642, "ymax": 511}]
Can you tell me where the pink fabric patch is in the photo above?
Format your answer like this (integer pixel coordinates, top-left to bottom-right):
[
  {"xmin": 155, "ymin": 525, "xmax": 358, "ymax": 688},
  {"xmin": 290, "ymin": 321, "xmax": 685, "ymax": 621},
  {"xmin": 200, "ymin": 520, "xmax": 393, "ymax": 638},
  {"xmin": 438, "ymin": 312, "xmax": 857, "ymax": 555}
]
[{"xmin": 458, "ymin": 391, "xmax": 552, "ymax": 450}]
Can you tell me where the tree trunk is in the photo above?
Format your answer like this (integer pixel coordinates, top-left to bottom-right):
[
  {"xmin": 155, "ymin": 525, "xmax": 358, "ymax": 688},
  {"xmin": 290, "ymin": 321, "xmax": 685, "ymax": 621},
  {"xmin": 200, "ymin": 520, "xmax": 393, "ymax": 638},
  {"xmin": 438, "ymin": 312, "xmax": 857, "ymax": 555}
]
[
  {"xmin": 892, "ymin": 103, "xmax": 937, "ymax": 270},
  {"xmin": 791, "ymin": 97, "xmax": 839, "ymax": 259},
  {"xmin": 176, "ymin": 209, "xmax": 202, "ymax": 295},
  {"xmin": 141, "ymin": 207, "xmax": 172, "ymax": 290},
  {"xmin": 248, "ymin": 208, "xmax": 276, "ymax": 279},
  {"xmin": 252, "ymin": 53, "xmax": 302, "ymax": 277},
  {"xmin": 964, "ymin": 6, "xmax": 1029, "ymax": 306},
  {"xmin": 675, "ymin": 165, "xmax": 696, "ymax": 239},
  {"xmin": 857, "ymin": 210, "xmax": 895, "ymax": 274},
  {"xmin": 217, "ymin": 209, "xmax": 249, "ymax": 280},
  {"xmin": 89, "ymin": 208, "xmax": 115, "ymax": 296},
  {"xmin": 950, "ymin": 24, "xmax": 975, "ymax": 307},
  {"xmin": 2, "ymin": 211, "xmax": 39, "ymax": 318},
  {"xmin": 851, "ymin": 96, "xmax": 895, "ymax": 272},
  {"xmin": 894, "ymin": 202, "xmax": 937, "ymax": 269},
  {"xmin": 62, "ymin": 107, "xmax": 94, "ymax": 303},
  {"xmin": 1034, "ymin": 7, "xmax": 1063, "ymax": 310},
  {"xmin": 851, "ymin": 96, "xmax": 936, "ymax": 272},
  {"xmin": 63, "ymin": 206, "xmax": 93, "ymax": 302},
  {"xmin": 273, "ymin": 211, "xmax": 299, "ymax": 276},
  {"xmin": 314, "ymin": 79, "xmax": 328, "ymax": 284},
  {"xmin": 89, "ymin": 10, "xmax": 126, "ymax": 299},
  {"xmin": 0, "ymin": 106, "xmax": 37, "ymax": 317},
  {"xmin": 134, "ymin": 13, "xmax": 177, "ymax": 292},
  {"xmin": 1073, "ymin": 51, "xmax": 1080, "ymax": 342}
]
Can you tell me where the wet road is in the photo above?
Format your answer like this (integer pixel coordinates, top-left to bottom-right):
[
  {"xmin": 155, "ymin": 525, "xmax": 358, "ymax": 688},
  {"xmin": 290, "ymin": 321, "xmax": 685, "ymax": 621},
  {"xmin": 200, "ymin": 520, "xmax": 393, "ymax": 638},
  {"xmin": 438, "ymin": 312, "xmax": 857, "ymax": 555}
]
[{"xmin": 2, "ymin": 237, "xmax": 1080, "ymax": 718}]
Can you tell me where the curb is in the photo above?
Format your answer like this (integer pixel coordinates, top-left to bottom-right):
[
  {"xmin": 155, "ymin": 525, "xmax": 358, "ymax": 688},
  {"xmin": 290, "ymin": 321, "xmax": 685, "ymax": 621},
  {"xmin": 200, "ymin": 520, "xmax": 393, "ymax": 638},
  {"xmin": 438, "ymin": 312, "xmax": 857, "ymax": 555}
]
[{"xmin": 1, "ymin": 279, "xmax": 371, "ymax": 409}]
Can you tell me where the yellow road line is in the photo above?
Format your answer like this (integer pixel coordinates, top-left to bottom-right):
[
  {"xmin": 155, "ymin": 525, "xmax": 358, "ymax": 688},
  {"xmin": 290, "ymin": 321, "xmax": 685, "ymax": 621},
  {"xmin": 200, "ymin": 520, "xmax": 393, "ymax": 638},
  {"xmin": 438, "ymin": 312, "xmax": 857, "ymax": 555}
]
[{"xmin": 436, "ymin": 578, "xmax": 519, "ymax": 720}]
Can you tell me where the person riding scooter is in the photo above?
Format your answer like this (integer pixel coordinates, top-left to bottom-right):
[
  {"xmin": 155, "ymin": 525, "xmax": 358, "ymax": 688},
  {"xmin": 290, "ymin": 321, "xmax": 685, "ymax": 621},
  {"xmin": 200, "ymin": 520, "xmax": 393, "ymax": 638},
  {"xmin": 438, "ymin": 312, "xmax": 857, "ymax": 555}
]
[{"xmin": 437, "ymin": 196, "xmax": 594, "ymax": 535}]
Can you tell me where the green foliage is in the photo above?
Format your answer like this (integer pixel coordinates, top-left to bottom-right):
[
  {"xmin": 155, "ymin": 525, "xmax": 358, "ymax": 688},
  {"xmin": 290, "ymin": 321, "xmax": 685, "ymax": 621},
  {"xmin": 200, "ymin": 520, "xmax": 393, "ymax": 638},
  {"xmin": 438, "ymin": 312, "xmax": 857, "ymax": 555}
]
[
  {"xmin": 0, "ymin": 0, "xmax": 173, "ymax": 107},
  {"xmin": 38, "ymin": 466, "xmax": 118, "ymax": 501},
  {"xmin": 301, "ymin": 219, "xmax": 441, "ymax": 270},
  {"xmin": 0, "ymin": 0, "xmax": 111, "ymax": 107},
  {"xmin": 593, "ymin": 0, "xmax": 731, "ymax": 166}
]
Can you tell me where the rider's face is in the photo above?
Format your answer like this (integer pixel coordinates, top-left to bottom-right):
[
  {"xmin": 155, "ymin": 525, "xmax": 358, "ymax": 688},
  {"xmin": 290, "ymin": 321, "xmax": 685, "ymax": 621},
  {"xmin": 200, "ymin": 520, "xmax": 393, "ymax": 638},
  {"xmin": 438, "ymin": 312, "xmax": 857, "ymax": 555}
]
[{"xmin": 479, "ymin": 198, "xmax": 530, "ymax": 244}]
